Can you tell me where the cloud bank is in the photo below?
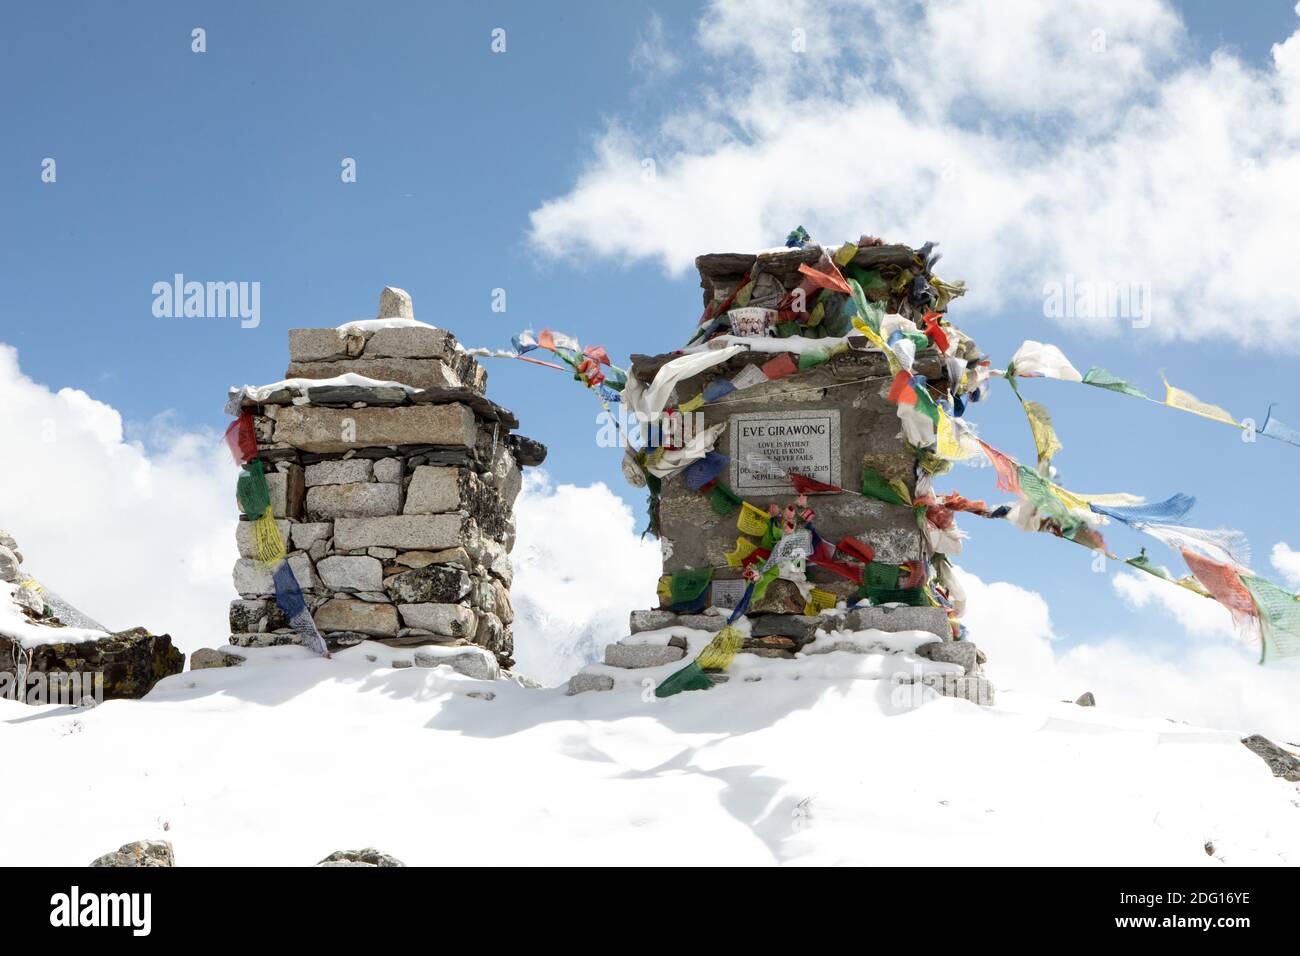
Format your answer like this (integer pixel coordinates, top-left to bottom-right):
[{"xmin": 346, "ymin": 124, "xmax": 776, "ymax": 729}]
[{"xmin": 529, "ymin": 0, "xmax": 1300, "ymax": 348}]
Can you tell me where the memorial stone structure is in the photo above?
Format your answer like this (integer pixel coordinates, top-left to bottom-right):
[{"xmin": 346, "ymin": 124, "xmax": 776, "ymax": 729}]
[{"xmin": 209, "ymin": 288, "xmax": 545, "ymax": 676}]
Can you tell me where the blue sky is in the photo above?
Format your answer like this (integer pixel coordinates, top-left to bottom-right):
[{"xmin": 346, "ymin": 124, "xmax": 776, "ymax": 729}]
[{"xmin": 3, "ymin": 0, "xmax": 1299, "ymax": 663}]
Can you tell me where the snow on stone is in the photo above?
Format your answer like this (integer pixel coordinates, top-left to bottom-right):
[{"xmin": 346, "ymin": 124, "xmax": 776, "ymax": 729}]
[
  {"xmin": 0, "ymin": 581, "xmax": 107, "ymax": 649},
  {"xmin": 335, "ymin": 318, "xmax": 441, "ymax": 336},
  {"xmin": 226, "ymin": 373, "xmax": 421, "ymax": 407}
]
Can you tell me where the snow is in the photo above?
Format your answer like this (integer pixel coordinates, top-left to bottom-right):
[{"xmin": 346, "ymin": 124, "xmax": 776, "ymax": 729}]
[
  {"xmin": 0, "ymin": 581, "xmax": 108, "ymax": 650},
  {"xmin": 3, "ymin": 638, "xmax": 1296, "ymax": 866},
  {"xmin": 335, "ymin": 318, "xmax": 441, "ymax": 336},
  {"xmin": 691, "ymin": 334, "xmax": 855, "ymax": 355},
  {"xmin": 226, "ymin": 373, "xmax": 421, "ymax": 409}
]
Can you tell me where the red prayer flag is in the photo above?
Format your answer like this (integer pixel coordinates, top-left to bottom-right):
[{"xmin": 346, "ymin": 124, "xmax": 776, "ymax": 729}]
[
  {"xmin": 223, "ymin": 413, "xmax": 258, "ymax": 466},
  {"xmin": 836, "ymin": 536, "xmax": 874, "ymax": 565},
  {"xmin": 888, "ymin": 369, "xmax": 917, "ymax": 405},
  {"xmin": 790, "ymin": 472, "xmax": 843, "ymax": 495},
  {"xmin": 977, "ymin": 440, "xmax": 1022, "ymax": 496},
  {"xmin": 1181, "ymin": 549, "xmax": 1258, "ymax": 624},
  {"xmin": 797, "ymin": 261, "xmax": 852, "ymax": 295},
  {"xmin": 761, "ymin": 353, "xmax": 799, "ymax": 380}
]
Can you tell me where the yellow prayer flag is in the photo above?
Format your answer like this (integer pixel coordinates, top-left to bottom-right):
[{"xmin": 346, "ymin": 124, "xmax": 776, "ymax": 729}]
[
  {"xmin": 851, "ymin": 316, "xmax": 901, "ymax": 374},
  {"xmin": 833, "ymin": 241, "xmax": 858, "ymax": 267},
  {"xmin": 803, "ymin": 587, "xmax": 837, "ymax": 616},
  {"xmin": 935, "ymin": 407, "xmax": 976, "ymax": 461},
  {"xmin": 678, "ymin": 393, "xmax": 705, "ymax": 413},
  {"xmin": 724, "ymin": 536, "xmax": 759, "ymax": 567},
  {"xmin": 736, "ymin": 502, "xmax": 771, "ymax": 536},
  {"xmin": 657, "ymin": 575, "xmax": 672, "ymax": 599},
  {"xmin": 253, "ymin": 506, "xmax": 287, "ymax": 566},
  {"xmin": 696, "ymin": 624, "xmax": 745, "ymax": 670},
  {"xmin": 1161, "ymin": 375, "xmax": 1238, "ymax": 426},
  {"xmin": 1023, "ymin": 401, "xmax": 1062, "ymax": 467}
]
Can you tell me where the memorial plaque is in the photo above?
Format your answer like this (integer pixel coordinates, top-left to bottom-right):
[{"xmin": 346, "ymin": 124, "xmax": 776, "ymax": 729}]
[
  {"xmin": 710, "ymin": 579, "xmax": 749, "ymax": 610},
  {"xmin": 729, "ymin": 409, "xmax": 840, "ymax": 494}
]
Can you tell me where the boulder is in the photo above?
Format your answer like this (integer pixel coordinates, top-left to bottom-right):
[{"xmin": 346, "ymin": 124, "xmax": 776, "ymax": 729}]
[
  {"xmin": 316, "ymin": 847, "xmax": 405, "ymax": 867},
  {"xmin": 566, "ymin": 673, "xmax": 615, "ymax": 695},
  {"xmin": 191, "ymin": 647, "xmax": 245, "ymax": 669},
  {"xmin": 916, "ymin": 640, "xmax": 978, "ymax": 675},
  {"xmin": 1241, "ymin": 735, "xmax": 1300, "ymax": 782},
  {"xmin": 0, "ymin": 545, "xmax": 20, "ymax": 583},
  {"xmin": 413, "ymin": 647, "xmax": 499, "ymax": 680},
  {"xmin": 1, "ymin": 627, "xmax": 185, "ymax": 700},
  {"xmin": 91, "ymin": 840, "xmax": 175, "ymax": 867},
  {"xmin": 604, "ymin": 643, "xmax": 685, "ymax": 668},
  {"xmin": 1075, "ymin": 691, "xmax": 1096, "ymax": 707}
]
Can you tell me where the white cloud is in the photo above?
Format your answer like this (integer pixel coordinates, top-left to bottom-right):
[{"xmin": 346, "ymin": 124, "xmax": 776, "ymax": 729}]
[
  {"xmin": 1111, "ymin": 568, "xmax": 1235, "ymax": 640},
  {"xmin": 509, "ymin": 471, "xmax": 661, "ymax": 686},
  {"xmin": 529, "ymin": 0, "xmax": 1300, "ymax": 348},
  {"xmin": 631, "ymin": 13, "xmax": 682, "ymax": 78},
  {"xmin": 0, "ymin": 343, "xmax": 234, "ymax": 653},
  {"xmin": 1270, "ymin": 542, "xmax": 1300, "ymax": 589},
  {"xmin": 960, "ymin": 565, "xmax": 1299, "ymax": 739}
]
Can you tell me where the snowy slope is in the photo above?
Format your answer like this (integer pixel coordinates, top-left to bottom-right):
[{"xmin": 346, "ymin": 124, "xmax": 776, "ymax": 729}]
[{"xmin": 2, "ymin": 643, "xmax": 1296, "ymax": 867}]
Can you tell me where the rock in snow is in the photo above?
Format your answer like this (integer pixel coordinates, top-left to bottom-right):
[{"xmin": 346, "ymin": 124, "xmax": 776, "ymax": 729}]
[
  {"xmin": 91, "ymin": 841, "xmax": 175, "ymax": 867},
  {"xmin": 1240, "ymin": 734, "xmax": 1300, "ymax": 782}
]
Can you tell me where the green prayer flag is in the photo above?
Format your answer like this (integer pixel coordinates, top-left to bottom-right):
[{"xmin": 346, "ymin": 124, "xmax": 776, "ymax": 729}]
[
  {"xmin": 867, "ymin": 586, "xmax": 931, "ymax": 607},
  {"xmin": 670, "ymin": 567, "xmax": 713, "ymax": 604},
  {"xmin": 710, "ymin": 483, "xmax": 741, "ymax": 516},
  {"xmin": 799, "ymin": 348, "xmax": 831, "ymax": 371},
  {"xmin": 1083, "ymin": 367, "xmax": 1149, "ymax": 400},
  {"xmin": 862, "ymin": 467, "xmax": 909, "ymax": 506},
  {"xmin": 865, "ymin": 562, "xmax": 902, "ymax": 590},
  {"xmin": 1239, "ymin": 575, "xmax": 1300, "ymax": 662},
  {"xmin": 236, "ymin": 459, "xmax": 271, "ymax": 518},
  {"xmin": 655, "ymin": 660, "xmax": 714, "ymax": 697}
]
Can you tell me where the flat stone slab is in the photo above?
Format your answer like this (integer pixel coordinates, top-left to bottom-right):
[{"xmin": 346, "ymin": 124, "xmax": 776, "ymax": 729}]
[
  {"xmin": 333, "ymin": 514, "xmax": 467, "ymax": 551},
  {"xmin": 629, "ymin": 609, "xmax": 727, "ymax": 633},
  {"xmin": 604, "ymin": 643, "xmax": 686, "ymax": 668},
  {"xmin": 285, "ymin": 357, "xmax": 462, "ymax": 391},
  {"xmin": 273, "ymin": 403, "xmax": 476, "ymax": 454},
  {"xmin": 313, "ymin": 599, "xmax": 399, "ymax": 638},
  {"xmin": 844, "ymin": 604, "xmax": 950, "ymax": 638}
]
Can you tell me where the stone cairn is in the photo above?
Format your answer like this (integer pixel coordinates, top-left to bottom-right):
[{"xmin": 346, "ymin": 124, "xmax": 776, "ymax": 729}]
[
  {"xmin": 568, "ymin": 240, "xmax": 992, "ymax": 702},
  {"xmin": 211, "ymin": 288, "xmax": 545, "ymax": 673}
]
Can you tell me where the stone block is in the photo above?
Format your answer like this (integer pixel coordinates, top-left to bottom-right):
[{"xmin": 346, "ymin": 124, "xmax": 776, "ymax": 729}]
[
  {"xmin": 396, "ymin": 603, "xmax": 476, "ymax": 639},
  {"xmin": 403, "ymin": 465, "xmax": 461, "ymax": 514},
  {"xmin": 750, "ymin": 614, "xmax": 823, "ymax": 643},
  {"xmin": 235, "ymin": 517, "xmax": 291, "ymax": 559},
  {"xmin": 306, "ymin": 481, "xmax": 402, "ymax": 519},
  {"xmin": 365, "ymin": 326, "xmax": 457, "ymax": 360},
  {"xmin": 291, "ymin": 522, "xmax": 333, "ymax": 551},
  {"xmin": 373, "ymin": 457, "xmax": 403, "ymax": 482},
  {"xmin": 844, "ymin": 604, "xmax": 950, "ymax": 639},
  {"xmin": 285, "ymin": 357, "xmax": 462, "ymax": 391},
  {"xmin": 313, "ymin": 599, "xmax": 399, "ymax": 637},
  {"xmin": 304, "ymin": 458, "xmax": 373, "ymax": 486},
  {"xmin": 288, "ymin": 328, "xmax": 349, "ymax": 362},
  {"xmin": 272, "ymin": 403, "xmax": 476, "ymax": 454},
  {"xmin": 333, "ymin": 514, "xmax": 467, "ymax": 551},
  {"xmin": 412, "ymin": 647, "xmax": 499, "ymax": 680},
  {"xmin": 916, "ymin": 640, "xmax": 978, "ymax": 674},
  {"xmin": 316, "ymin": 555, "xmax": 383, "ymax": 591},
  {"xmin": 264, "ymin": 464, "xmax": 306, "ymax": 519},
  {"xmin": 384, "ymin": 564, "xmax": 471, "ymax": 604},
  {"xmin": 604, "ymin": 643, "xmax": 685, "ymax": 668},
  {"xmin": 233, "ymin": 554, "xmax": 317, "ymax": 596},
  {"xmin": 629, "ymin": 609, "xmax": 727, "ymax": 634}
]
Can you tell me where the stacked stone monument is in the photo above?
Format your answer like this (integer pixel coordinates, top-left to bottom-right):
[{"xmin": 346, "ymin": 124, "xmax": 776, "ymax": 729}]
[
  {"xmin": 568, "ymin": 241, "xmax": 992, "ymax": 702},
  {"xmin": 220, "ymin": 288, "xmax": 544, "ymax": 671}
]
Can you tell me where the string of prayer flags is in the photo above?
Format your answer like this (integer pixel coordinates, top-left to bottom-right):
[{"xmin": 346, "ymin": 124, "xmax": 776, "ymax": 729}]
[
  {"xmin": 861, "ymin": 467, "xmax": 911, "ymax": 507},
  {"xmin": 1124, "ymin": 550, "xmax": 1210, "ymax": 597},
  {"xmin": 224, "ymin": 413, "xmax": 258, "ymax": 466},
  {"xmin": 736, "ymin": 501, "xmax": 772, "ymax": 536}
]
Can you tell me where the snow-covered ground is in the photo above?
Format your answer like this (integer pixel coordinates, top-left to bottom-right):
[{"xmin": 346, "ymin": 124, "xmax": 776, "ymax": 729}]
[{"xmin": 3, "ymin": 642, "xmax": 1296, "ymax": 867}]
